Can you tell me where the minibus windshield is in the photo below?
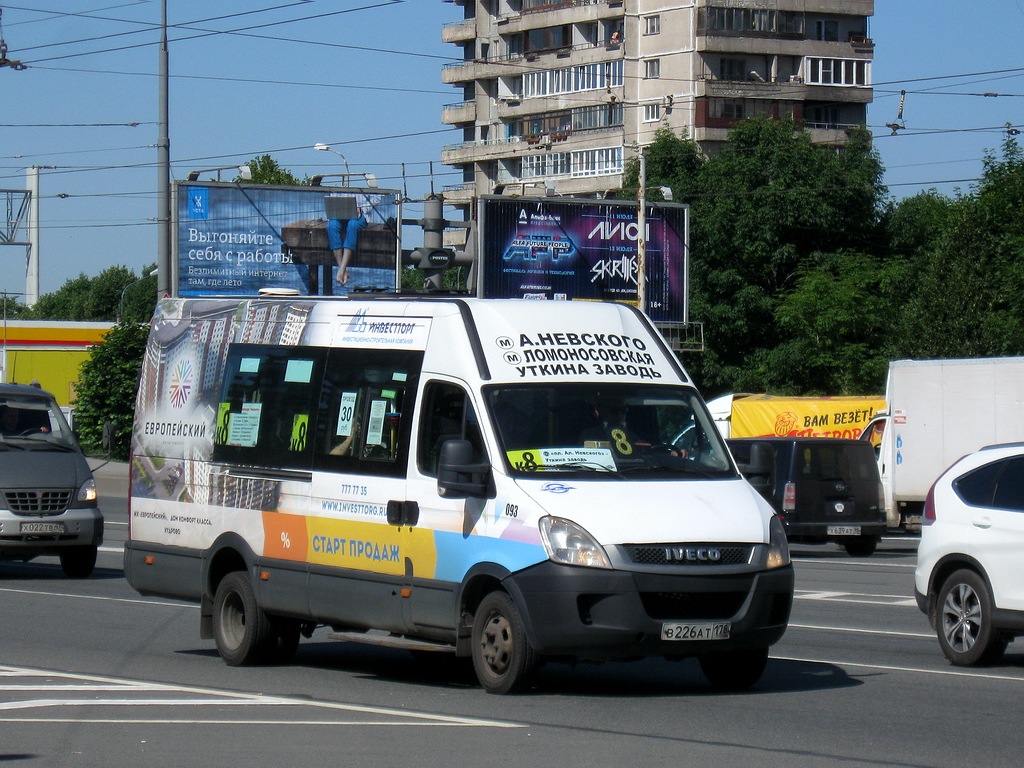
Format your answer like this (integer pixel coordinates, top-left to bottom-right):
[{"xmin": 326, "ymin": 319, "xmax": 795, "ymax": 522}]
[
  {"xmin": 485, "ymin": 384, "xmax": 735, "ymax": 479},
  {"xmin": 0, "ymin": 395, "xmax": 79, "ymax": 451}
]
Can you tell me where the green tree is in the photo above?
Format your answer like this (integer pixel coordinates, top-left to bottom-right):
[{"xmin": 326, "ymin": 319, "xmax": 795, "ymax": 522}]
[
  {"xmin": 25, "ymin": 265, "xmax": 157, "ymax": 322},
  {"xmin": 897, "ymin": 134, "xmax": 1024, "ymax": 357},
  {"xmin": 684, "ymin": 119, "xmax": 886, "ymax": 394},
  {"xmin": 246, "ymin": 154, "xmax": 303, "ymax": 185},
  {"xmin": 73, "ymin": 321, "xmax": 149, "ymax": 459},
  {"xmin": 619, "ymin": 127, "xmax": 705, "ymax": 204}
]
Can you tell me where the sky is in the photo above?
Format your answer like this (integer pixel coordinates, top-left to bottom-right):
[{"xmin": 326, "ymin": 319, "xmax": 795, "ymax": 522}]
[{"xmin": 0, "ymin": 0, "xmax": 1022, "ymax": 300}]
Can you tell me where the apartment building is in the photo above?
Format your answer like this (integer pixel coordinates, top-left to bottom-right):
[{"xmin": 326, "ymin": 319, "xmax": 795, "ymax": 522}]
[{"xmin": 440, "ymin": 0, "xmax": 874, "ymax": 205}]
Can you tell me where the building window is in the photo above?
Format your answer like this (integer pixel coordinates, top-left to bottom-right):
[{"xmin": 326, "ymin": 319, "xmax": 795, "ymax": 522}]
[
  {"xmin": 644, "ymin": 59, "xmax": 661, "ymax": 79},
  {"xmin": 815, "ymin": 20, "xmax": 840, "ymax": 42},
  {"xmin": 719, "ymin": 58, "xmax": 746, "ymax": 81},
  {"xmin": 572, "ymin": 146, "xmax": 624, "ymax": 178},
  {"xmin": 805, "ymin": 58, "xmax": 870, "ymax": 86},
  {"xmin": 702, "ymin": 7, "xmax": 804, "ymax": 36},
  {"xmin": 523, "ymin": 59, "xmax": 623, "ymax": 98},
  {"xmin": 643, "ymin": 103, "xmax": 661, "ymax": 123},
  {"xmin": 712, "ymin": 98, "xmax": 745, "ymax": 120},
  {"xmin": 644, "ymin": 15, "xmax": 661, "ymax": 36}
]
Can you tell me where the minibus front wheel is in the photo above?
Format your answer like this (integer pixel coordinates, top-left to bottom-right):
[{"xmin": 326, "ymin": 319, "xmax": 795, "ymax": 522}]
[{"xmin": 471, "ymin": 591, "xmax": 538, "ymax": 694}]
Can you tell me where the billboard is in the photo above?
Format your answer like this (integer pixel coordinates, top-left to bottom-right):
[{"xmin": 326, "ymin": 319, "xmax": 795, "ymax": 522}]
[
  {"xmin": 174, "ymin": 181, "xmax": 401, "ymax": 297},
  {"xmin": 477, "ymin": 196, "xmax": 689, "ymax": 323}
]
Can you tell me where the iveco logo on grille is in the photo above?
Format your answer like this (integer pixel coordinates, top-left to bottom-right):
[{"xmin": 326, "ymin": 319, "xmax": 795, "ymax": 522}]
[{"xmin": 666, "ymin": 546, "xmax": 722, "ymax": 562}]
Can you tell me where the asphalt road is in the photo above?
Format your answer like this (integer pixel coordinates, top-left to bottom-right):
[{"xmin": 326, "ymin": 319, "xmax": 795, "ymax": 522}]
[{"xmin": 1, "ymin": 462, "xmax": 1021, "ymax": 767}]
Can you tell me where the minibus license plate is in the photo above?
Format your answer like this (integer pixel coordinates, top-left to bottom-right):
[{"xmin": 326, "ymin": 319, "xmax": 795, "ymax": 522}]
[
  {"xmin": 661, "ymin": 622, "xmax": 731, "ymax": 641},
  {"xmin": 827, "ymin": 525, "xmax": 860, "ymax": 536},
  {"xmin": 21, "ymin": 522, "xmax": 65, "ymax": 534}
]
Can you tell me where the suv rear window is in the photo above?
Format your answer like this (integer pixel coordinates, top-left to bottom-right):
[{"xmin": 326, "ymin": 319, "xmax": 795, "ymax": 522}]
[{"xmin": 794, "ymin": 442, "xmax": 877, "ymax": 482}]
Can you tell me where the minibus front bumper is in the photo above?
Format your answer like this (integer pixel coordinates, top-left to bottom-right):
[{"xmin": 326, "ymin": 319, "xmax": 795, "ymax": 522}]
[{"xmin": 503, "ymin": 561, "xmax": 794, "ymax": 660}]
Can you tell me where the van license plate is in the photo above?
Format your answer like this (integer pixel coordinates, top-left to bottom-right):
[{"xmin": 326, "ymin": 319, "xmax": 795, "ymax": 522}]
[
  {"xmin": 661, "ymin": 622, "xmax": 731, "ymax": 641},
  {"xmin": 21, "ymin": 522, "xmax": 65, "ymax": 534},
  {"xmin": 827, "ymin": 525, "xmax": 860, "ymax": 536}
]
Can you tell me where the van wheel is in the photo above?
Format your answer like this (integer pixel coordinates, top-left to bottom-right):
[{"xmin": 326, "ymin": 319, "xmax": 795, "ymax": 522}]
[
  {"xmin": 937, "ymin": 569, "xmax": 1008, "ymax": 666},
  {"xmin": 471, "ymin": 591, "xmax": 538, "ymax": 694},
  {"xmin": 213, "ymin": 572, "xmax": 272, "ymax": 666},
  {"xmin": 699, "ymin": 647, "xmax": 769, "ymax": 691},
  {"xmin": 843, "ymin": 536, "xmax": 878, "ymax": 557},
  {"xmin": 59, "ymin": 545, "xmax": 97, "ymax": 578}
]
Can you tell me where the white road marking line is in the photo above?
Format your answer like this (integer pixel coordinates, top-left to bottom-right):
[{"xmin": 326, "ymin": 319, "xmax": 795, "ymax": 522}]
[
  {"xmin": 774, "ymin": 655, "xmax": 1024, "ymax": 683},
  {"xmin": 0, "ymin": 587, "xmax": 194, "ymax": 608},
  {"xmin": 788, "ymin": 623, "xmax": 932, "ymax": 639},
  {"xmin": 0, "ymin": 665, "xmax": 522, "ymax": 728}
]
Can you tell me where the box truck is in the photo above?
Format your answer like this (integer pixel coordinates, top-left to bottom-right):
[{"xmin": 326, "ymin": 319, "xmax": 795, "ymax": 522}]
[
  {"xmin": 125, "ymin": 296, "xmax": 793, "ymax": 694},
  {"xmin": 861, "ymin": 357, "xmax": 1024, "ymax": 530}
]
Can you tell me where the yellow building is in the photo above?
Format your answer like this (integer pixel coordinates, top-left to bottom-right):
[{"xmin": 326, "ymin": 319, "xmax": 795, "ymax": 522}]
[{"xmin": 1, "ymin": 321, "xmax": 114, "ymax": 406}]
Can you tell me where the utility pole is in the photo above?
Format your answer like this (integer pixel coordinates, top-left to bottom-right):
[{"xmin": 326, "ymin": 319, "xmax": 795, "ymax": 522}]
[
  {"xmin": 637, "ymin": 150, "xmax": 647, "ymax": 314},
  {"xmin": 156, "ymin": 0, "xmax": 171, "ymax": 297}
]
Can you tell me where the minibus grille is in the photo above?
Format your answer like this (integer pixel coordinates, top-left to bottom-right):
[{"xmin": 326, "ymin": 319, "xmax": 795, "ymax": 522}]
[
  {"xmin": 641, "ymin": 591, "xmax": 747, "ymax": 620},
  {"xmin": 623, "ymin": 543, "xmax": 754, "ymax": 567},
  {"xmin": 2, "ymin": 489, "xmax": 75, "ymax": 516}
]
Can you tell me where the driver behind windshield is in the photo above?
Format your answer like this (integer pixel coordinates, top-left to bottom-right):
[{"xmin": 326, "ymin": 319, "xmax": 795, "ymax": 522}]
[
  {"xmin": 0, "ymin": 406, "xmax": 21, "ymax": 435},
  {"xmin": 580, "ymin": 396, "xmax": 684, "ymax": 459},
  {"xmin": 0, "ymin": 404, "xmax": 50, "ymax": 435}
]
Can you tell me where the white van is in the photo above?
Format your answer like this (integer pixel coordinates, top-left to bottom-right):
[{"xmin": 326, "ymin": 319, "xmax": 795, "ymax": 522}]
[{"xmin": 125, "ymin": 296, "xmax": 793, "ymax": 693}]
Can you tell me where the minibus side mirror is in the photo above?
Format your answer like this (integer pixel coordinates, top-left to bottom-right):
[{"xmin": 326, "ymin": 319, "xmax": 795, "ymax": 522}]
[
  {"xmin": 437, "ymin": 439, "xmax": 492, "ymax": 499},
  {"xmin": 738, "ymin": 441, "xmax": 774, "ymax": 495}
]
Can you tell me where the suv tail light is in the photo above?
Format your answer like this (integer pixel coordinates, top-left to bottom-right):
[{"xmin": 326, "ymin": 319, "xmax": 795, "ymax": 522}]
[
  {"xmin": 922, "ymin": 480, "xmax": 937, "ymax": 525},
  {"xmin": 783, "ymin": 481, "xmax": 796, "ymax": 512}
]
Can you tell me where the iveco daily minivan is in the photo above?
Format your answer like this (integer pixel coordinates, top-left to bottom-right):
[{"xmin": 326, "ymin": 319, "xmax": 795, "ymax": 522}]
[
  {"xmin": 0, "ymin": 382, "xmax": 103, "ymax": 577},
  {"xmin": 125, "ymin": 296, "xmax": 794, "ymax": 693}
]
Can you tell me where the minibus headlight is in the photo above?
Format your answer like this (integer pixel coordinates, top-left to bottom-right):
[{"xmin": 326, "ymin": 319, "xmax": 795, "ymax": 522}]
[
  {"xmin": 78, "ymin": 478, "xmax": 97, "ymax": 503},
  {"xmin": 766, "ymin": 515, "xmax": 790, "ymax": 569},
  {"xmin": 539, "ymin": 516, "xmax": 611, "ymax": 569}
]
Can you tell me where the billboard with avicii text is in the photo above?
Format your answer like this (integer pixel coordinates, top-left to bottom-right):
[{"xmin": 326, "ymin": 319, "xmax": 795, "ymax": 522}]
[
  {"xmin": 477, "ymin": 196, "xmax": 689, "ymax": 323},
  {"xmin": 174, "ymin": 181, "xmax": 401, "ymax": 297}
]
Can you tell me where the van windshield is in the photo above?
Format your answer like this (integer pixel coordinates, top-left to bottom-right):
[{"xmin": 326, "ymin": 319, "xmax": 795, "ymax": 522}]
[
  {"xmin": 0, "ymin": 395, "xmax": 78, "ymax": 451},
  {"xmin": 484, "ymin": 384, "xmax": 735, "ymax": 479}
]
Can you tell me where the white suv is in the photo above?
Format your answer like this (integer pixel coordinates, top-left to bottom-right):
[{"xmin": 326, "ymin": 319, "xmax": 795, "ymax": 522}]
[{"xmin": 915, "ymin": 443, "xmax": 1024, "ymax": 665}]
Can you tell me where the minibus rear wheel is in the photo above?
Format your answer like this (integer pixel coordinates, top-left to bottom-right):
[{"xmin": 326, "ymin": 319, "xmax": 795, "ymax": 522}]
[
  {"xmin": 471, "ymin": 591, "xmax": 538, "ymax": 694},
  {"xmin": 213, "ymin": 571, "xmax": 273, "ymax": 665}
]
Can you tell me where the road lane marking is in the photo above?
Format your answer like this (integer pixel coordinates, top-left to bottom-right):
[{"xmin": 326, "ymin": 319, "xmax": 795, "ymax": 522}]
[
  {"xmin": 0, "ymin": 665, "xmax": 522, "ymax": 728},
  {"xmin": 795, "ymin": 589, "xmax": 917, "ymax": 606},
  {"xmin": 0, "ymin": 586, "xmax": 193, "ymax": 608},
  {"xmin": 774, "ymin": 655, "xmax": 1024, "ymax": 683},
  {"xmin": 788, "ymin": 623, "xmax": 932, "ymax": 639}
]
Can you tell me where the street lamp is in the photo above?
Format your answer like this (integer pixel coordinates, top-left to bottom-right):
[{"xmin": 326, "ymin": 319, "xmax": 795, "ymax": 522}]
[
  {"xmin": 185, "ymin": 164, "xmax": 252, "ymax": 182},
  {"xmin": 309, "ymin": 172, "xmax": 378, "ymax": 188},
  {"xmin": 119, "ymin": 268, "xmax": 159, "ymax": 322},
  {"xmin": 314, "ymin": 143, "xmax": 351, "ymax": 186}
]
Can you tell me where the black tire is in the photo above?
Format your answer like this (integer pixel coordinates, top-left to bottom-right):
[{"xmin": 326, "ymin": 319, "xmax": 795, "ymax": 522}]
[
  {"xmin": 699, "ymin": 647, "xmax": 769, "ymax": 691},
  {"xmin": 471, "ymin": 591, "xmax": 538, "ymax": 694},
  {"xmin": 59, "ymin": 545, "xmax": 97, "ymax": 578},
  {"xmin": 936, "ymin": 569, "xmax": 1008, "ymax": 666},
  {"xmin": 213, "ymin": 572, "xmax": 273, "ymax": 666},
  {"xmin": 843, "ymin": 535, "xmax": 879, "ymax": 558}
]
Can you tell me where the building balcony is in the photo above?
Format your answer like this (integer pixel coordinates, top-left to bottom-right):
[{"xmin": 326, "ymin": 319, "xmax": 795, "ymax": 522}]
[
  {"xmin": 498, "ymin": 0, "xmax": 623, "ymax": 33},
  {"xmin": 442, "ymin": 100, "xmax": 477, "ymax": 126},
  {"xmin": 698, "ymin": 77, "xmax": 872, "ymax": 104},
  {"xmin": 441, "ymin": 17, "xmax": 476, "ymax": 44}
]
